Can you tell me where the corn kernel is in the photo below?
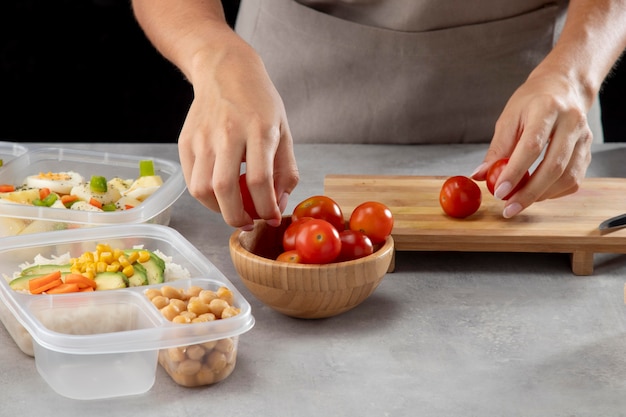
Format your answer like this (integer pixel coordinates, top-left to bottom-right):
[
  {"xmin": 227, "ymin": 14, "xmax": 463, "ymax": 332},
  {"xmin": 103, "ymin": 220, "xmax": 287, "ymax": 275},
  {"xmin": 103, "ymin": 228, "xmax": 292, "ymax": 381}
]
[
  {"xmin": 126, "ymin": 251, "xmax": 139, "ymax": 264},
  {"xmin": 119, "ymin": 256, "xmax": 131, "ymax": 268},
  {"xmin": 138, "ymin": 250, "xmax": 151, "ymax": 263},
  {"xmin": 96, "ymin": 261, "xmax": 107, "ymax": 273},
  {"xmin": 99, "ymin": 251, "xmax": 113, "ymax": 264},
  {"xmin": 122, "ymin": 265, "xmax": 134, "ymax": 277}
]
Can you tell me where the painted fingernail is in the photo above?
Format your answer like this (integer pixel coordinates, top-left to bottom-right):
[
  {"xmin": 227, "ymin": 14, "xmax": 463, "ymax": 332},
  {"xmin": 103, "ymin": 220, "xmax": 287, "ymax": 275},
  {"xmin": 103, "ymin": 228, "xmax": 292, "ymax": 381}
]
[
  {"xmin": 278, "ymin": 192, "xmax": 289, "ymax": 213},
  {"xmin": 267, "ymin": 218, "xmax": 281, "ymax": 228},
  {"xmin": 494, "ymin": 182, "xmax": 512, "ymax": 200},
  {"xmin": 470, "ymin": 162, "xmax": 488, "ymax": 178},
  {"xmin": 502, "ymin": 202, "xmax": 522, "ymax": 219},
  {"xmin": 240, "ymin": 222, "xmax": 255, "ymax": 231}
]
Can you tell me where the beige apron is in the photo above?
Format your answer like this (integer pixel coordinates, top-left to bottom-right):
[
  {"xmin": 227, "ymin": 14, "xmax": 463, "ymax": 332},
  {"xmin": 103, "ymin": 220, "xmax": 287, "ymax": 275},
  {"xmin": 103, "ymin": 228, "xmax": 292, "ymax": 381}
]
[{"xmin": 235, "ymin": 0, "xmax": 603, "ymax": 144}]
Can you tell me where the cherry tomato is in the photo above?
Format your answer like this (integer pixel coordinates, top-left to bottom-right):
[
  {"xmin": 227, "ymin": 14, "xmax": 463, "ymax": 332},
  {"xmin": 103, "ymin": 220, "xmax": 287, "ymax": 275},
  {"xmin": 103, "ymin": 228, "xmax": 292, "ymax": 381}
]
[
  {"xmin": 439, "ymin": 176, "xmax": 482, "ymax": 218},
  {"xmin": 348, "ymin": 201, "xmax": 394, "ymax": 244},
  {"xmin": 276, "ymin": 250, "xmax": 302, "ymax": 263},
  {"xmin": 485, "ymin": 158, "xmax": 530, "ymax": 200},
  {"xmin": 239, "ymin": 173, "xmax": 260, "ymax": 219},
  {"xmin": 295, "ymin": 219, "xmax": 342, "ymax": 264},
  {"xmin": 336, "ymin": 230, "xmax": 374, "ymax": 262},
  {"xmin": 292, "ymin": 195, "xmax": 345, "ymax": 232},
  {"xmin": 282, "ymin": 217, "xmax": 313, "ymax": 251}
]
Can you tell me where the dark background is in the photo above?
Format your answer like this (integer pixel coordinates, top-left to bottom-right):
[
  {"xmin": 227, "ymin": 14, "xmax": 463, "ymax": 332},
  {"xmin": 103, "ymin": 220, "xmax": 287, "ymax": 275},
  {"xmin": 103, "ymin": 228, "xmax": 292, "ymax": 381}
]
[{"xmin": 0, "ymin": 0, "xmax": 623, "ymax": 144}]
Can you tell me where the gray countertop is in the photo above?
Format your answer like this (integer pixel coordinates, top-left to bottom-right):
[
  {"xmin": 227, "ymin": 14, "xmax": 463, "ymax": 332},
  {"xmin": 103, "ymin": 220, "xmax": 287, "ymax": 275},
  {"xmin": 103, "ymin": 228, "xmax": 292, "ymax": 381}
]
[{"xmin": 2, "ymin": 142, "xmax": 626, "ymax": 417}]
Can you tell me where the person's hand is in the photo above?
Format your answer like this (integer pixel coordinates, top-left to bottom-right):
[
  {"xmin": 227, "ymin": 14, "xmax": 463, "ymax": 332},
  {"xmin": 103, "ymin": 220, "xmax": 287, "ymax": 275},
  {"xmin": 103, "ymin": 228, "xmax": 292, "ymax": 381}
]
[
  {"xmin": 177, "ymin": 35, "xmax": 299, "ymax": 229},
  {"xmin": 471, "ymin": 69, "xmax": 593, "ymax": 218}
]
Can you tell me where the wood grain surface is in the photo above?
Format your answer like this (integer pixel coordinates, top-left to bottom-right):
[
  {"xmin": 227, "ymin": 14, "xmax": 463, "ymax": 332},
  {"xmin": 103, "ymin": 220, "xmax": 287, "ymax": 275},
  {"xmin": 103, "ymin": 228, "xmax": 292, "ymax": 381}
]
[{"xmin": 324, "ymin": 175, "xmax": 626, "ymax": 275}]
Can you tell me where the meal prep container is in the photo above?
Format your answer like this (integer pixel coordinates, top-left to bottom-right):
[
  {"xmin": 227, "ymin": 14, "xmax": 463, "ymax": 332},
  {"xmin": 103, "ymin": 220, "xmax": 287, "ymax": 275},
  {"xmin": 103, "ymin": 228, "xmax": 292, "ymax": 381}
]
[
  {"xmin": 0, "ymin": 147, "xmax": 186, "ymax": 236},
  {"xmin": 0, "ymin": 224, "xmax": 255, "ymax": 400},
  {"xmin": 0, "ymin": 141, "xmax": 28, "ymax": 165}
]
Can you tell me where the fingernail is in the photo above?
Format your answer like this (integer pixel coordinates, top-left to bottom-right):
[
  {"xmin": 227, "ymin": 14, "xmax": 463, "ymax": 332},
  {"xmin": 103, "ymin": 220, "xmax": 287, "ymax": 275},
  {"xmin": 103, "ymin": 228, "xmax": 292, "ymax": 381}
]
[
  {"xmin": 502, "ymin": 202, "xmax": 522, "ymax": 218},
  {"xmin": 267, "ymin": 218, "xmax": 281, "ymax": 228},
  {"xmin": 470, "ymin": 162, "xmax": 488, "ymax": 178},
  {"xmin": 240, "ymin": 223, "xmax": 254, "ymax": 232},
  {"xmin": 278, "ymin": 192, "xmax": 289, "ymax": 213},
  {"xmin": 494, "ymin": 182, "xmax": 512, "ymax": 200}
]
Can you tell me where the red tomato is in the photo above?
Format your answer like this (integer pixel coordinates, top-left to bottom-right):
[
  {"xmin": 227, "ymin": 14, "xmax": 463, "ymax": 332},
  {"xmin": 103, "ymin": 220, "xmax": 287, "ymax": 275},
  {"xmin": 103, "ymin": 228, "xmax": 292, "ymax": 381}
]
[
  {"xmin": 239, "ymin": 173, "xmax": 260, "ymax": 219},
  {"xmin": 485, "ymin": 158, "xmax": 530, "ymax": 200},
  {"xmin": 336, "ymin": 230, "xmax": 374, "ymax": 262},
  {"xmin": 282, "ymin": 217, "xmax": 313, "ymax": 251},
  {"xmin": 295, "ymin": 219, "xmax": 342, "ymax": 264},
  {"xmin": 348, "ymin": 201, "xmax": 394, "ymax": 244},
  {"xmin": 292, "ymin": 195, "xmax": 345, "ymax": 232},
  {"xmin": 439, "ymin": 176, "xmax": 482, "ymax": 218},
  {"xmin": 276, "ymin": 250, "xmax": 302, "ymax": 263}
]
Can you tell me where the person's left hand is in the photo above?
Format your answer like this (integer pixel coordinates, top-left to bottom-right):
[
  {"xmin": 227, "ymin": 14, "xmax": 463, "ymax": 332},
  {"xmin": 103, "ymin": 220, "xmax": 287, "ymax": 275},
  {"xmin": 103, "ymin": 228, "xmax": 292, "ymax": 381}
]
[{"xmin": 471, "ymin": 69, "xmax": 594, "ymax": 218}]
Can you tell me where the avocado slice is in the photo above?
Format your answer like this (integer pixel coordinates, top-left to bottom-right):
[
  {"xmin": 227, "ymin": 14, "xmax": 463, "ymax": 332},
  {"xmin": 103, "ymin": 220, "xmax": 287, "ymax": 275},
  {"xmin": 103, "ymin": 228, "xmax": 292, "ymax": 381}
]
[
  {"xmin": 20, "ymin": 263, "xmax": 72, "ymax": 276},
  {"xmin": 94, "ymin": 272, "xmax": 129, "ymax": 290},
  {"xmin": 127, "ymin": 263, "xmax": 148, "ymax": 287},
  {"xmin": 124, "ymin": 250, "xmax": 165, "ymax": 284}
]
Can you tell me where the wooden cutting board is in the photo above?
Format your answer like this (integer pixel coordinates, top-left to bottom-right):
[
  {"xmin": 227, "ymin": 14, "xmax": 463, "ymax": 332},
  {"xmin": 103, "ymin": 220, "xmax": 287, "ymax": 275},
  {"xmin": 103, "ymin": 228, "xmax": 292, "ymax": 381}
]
[{"xmin": 324, "ymin": 175, "xmax": 626, "ymax": 275}]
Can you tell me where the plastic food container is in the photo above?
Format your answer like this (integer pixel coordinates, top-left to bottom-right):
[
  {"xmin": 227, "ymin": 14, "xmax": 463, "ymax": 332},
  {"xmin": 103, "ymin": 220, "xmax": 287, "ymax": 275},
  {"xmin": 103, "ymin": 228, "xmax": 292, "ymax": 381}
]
[
  {"xmin": 0, "ymin": 224, "xmax": 255, "ymax": 400},
  {"xmin": 0, "ymin": 141, "xmax": 28, "ymax": 166},
  {"xmin": 0, "ymin": 147, "xmax": 186, "ymax": 236}
]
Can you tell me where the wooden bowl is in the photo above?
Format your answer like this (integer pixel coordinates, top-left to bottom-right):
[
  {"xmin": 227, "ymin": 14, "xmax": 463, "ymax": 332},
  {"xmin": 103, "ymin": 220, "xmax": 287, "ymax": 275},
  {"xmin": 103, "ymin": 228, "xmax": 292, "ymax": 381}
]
[{"xmin": 229, "ymin": 217, "xmax": 394, "ymax": 319}]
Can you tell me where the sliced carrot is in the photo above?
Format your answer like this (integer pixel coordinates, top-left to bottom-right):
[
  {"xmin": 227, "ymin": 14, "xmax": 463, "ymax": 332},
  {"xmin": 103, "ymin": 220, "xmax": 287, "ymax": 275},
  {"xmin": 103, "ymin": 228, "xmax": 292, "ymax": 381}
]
[
  {"xmin": 65, "ymin": 273, "xmax": 97, "ymax": 290},
  {"xmin": 29, "ymin": 271, "xmax": 63, "ymax": 294},
  {"xmin": 31, "ymin": 279, "xmax": 63, "ymax": 294},
  {"xmin": 61, "ymin": 194, "xmax": 79, "ymax": 206},
  {"xmin": 79, "ymin": 286, "xmax": 95, "ymax": 292},
  {"xmin": 124, "ymin": 204, "xmax": 135, "ymax": 210},
  {"xmin": 39, "ymin": 187, "xmax": 51, "ymax": 200},
  {"xmin": 46, "ymin": 283, "xmax": 80, "ymax": 294},
  {"xmin": 89, "ymin": 198, "xmax": 103, "ymax": 209},
  {"xmin": 0, "ymin": 184, "xmax": 15, "ymax": 193}
]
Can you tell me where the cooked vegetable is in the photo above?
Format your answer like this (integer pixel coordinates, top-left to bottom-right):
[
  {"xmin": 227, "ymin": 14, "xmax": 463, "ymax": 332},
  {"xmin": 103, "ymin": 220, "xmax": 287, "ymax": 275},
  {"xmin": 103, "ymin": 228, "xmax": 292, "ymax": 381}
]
[
  {"xmin": 139, "ymin": 160, "xmax": 155, "ymax": 177},
  {"xmin": 28, "ymin": 271, "xmax": 63, "ymax": 294},
  {"xmin": 89, "ymin": 175, "xmax": 108, "ymax": 193}
]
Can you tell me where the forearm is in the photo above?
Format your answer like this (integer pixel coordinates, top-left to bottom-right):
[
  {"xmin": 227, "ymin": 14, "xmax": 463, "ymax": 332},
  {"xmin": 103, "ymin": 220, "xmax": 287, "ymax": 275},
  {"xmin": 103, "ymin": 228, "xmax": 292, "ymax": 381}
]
[
  {"xmin": 531, "ymin": 0, "xmax": 626, "ymax": 108},
  {"xmin": 131, "ymin": 0, "xmax": 244, "ymax": 84}
]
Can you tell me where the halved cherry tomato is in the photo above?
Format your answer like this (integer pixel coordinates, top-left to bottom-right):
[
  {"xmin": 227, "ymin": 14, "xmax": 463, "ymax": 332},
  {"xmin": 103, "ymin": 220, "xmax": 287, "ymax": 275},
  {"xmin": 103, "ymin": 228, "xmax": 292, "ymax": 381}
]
[
  {"xmin": 295, "ymin": 219, "xmax": 342, "ymax": 264},
  {"xmin": 292, "ymin": 195, "xmax": 345, "ymax": 232},
  {"xmin": 485, "ymin": 158, "xmax": 530, "ymax": 200},
  {"xmin": 348, "ymin": 201, "xmax": 393, "ymax": 244},
  {"xmin": 439, "ymin": 176, "xmax": 482, "ymax": 218},
  {"xmin": 336, "ymin": 230, "xmax": 374, "ymax": 262},
  {"xmin": 276, "ymin": 250, "xmax": 302, "ymax": 263},
  {"xmin": 239, "ymin": 173, "xmax": 260, "ymax": 219},
  {"xmin": 282, "ymin": 217, "xmax": 314, "ymax": 251}
]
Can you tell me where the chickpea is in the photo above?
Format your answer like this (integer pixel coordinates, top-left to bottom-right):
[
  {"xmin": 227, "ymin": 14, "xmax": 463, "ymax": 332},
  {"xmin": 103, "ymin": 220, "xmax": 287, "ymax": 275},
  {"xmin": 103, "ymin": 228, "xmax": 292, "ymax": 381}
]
[
  {"xmin": 187, "ymin": 299, "xmax": 210, "ymax": 316},
  {"xmin": 201, "ymin": 340, "xmax": 218, "ymax": 350},
  {"xmin": 209, "ymin": 299, "xmax": 230, "ymax": 318},
  {"xmin": 214, "ymin": 362, "xmax": 236, "ymax": 382},
  {"xmin": 186, "ymin": 286, "xmax": 203, "ymax": 297},
  {"xmin": 206, "ymin": 350, "xmax": 227, "ymax": 372},
  {"xmin": 221, "ymin": 306, "xmax": 240, "ymax": 319},
  {"xmin": 216, "ymin": 286, "xmax": 234, "ymax": 305},
  {"xmin": 160, "ymin": 304, "xmax": 179, "ymax": 321},
  {"xmin": 151, "ymin": 295, "xmax": 170, "ymax": 310},
  {"xmin": 177, "ymin": 359, "xmax": 202, "ymax": 375},
  {"xmin": 185, "ymin": 344, "xmax": 206, "ymax": 361},
  {"xmin": 144, "ymin": 288, "xmax": 162, "ymax": 301},
  {"xmin": 167, "ymin": 347, "xmax": 186, "ymax": 362},
  {"xmin": 198, "ymin": 289, "xmax": 218, "ymax": 304},
  {"xmin": 160, "ymin": 285, "xmax": 182, "ymax": 300},
  {"xmin": 172, "ymin": 314, "xmax": 191, "ymax": 324},
  {"xmin": 215, "ymin": 337, "xmax": 235, "ymax": 355},
  {"xmin": 169, "ymin": 298, "xmax": 186, "ymax": 313},
  {"xmin": 196, "ymin": 366, "xmax": 216, "ymax": 385}
]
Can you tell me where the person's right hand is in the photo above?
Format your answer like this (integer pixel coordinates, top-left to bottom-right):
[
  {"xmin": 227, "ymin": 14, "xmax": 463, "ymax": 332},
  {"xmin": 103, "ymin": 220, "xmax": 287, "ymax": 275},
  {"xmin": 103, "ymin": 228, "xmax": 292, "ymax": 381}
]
[{"xmin": 177, "ymin": 32, "xmax": 299, "ymax": 230}]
